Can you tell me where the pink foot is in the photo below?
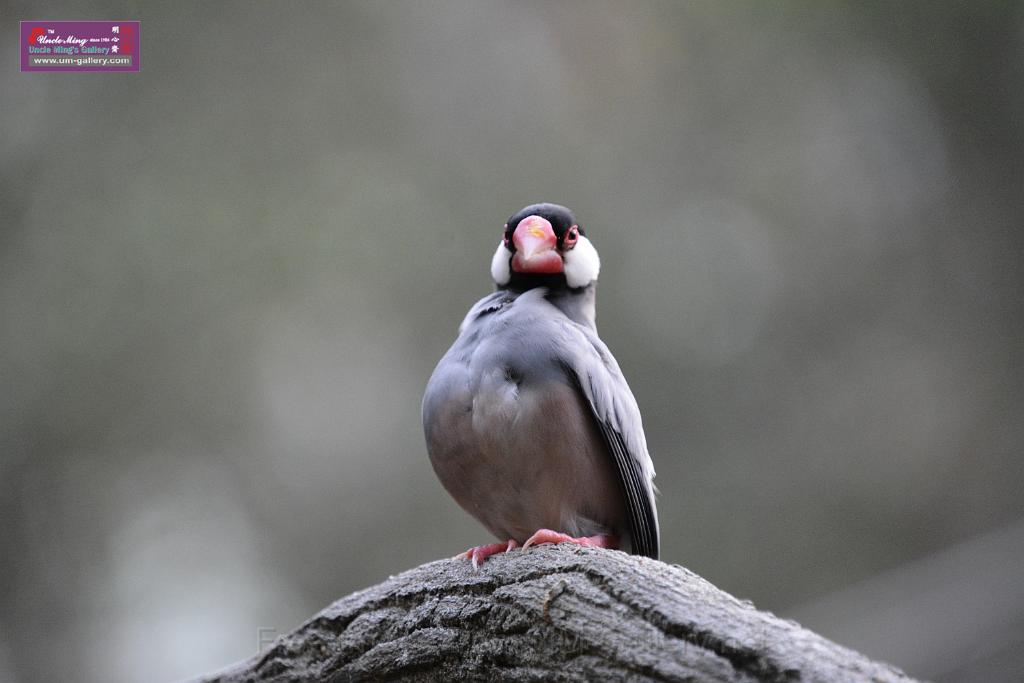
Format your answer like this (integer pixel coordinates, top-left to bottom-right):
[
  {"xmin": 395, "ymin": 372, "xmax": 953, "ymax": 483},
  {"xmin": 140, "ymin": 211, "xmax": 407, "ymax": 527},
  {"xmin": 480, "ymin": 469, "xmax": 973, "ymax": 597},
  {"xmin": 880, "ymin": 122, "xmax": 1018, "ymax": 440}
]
[
  {"xmin": 521, "ymin": 528, "xmax": 618, "ymax": 550},
  {"xmin": 456, "ymin": 539, "xmax": 519, "ymax": 569}
]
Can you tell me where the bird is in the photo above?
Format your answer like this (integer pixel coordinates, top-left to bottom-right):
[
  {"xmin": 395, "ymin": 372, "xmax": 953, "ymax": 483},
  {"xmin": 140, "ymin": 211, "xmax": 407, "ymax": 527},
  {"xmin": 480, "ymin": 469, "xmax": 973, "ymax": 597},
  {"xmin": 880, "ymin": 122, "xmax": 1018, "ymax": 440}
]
[{"xmin": 422, "ymin": 203, "xmax": 659, "ymax": 568}]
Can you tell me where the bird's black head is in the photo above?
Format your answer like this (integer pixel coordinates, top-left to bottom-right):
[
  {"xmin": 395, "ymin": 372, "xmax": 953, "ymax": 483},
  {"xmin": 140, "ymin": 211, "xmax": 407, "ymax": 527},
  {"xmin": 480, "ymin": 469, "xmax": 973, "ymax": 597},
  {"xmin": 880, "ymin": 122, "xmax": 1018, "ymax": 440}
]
[{"xmin": 491, "ymin": 203, "xmax": 601, "ymax": 290}]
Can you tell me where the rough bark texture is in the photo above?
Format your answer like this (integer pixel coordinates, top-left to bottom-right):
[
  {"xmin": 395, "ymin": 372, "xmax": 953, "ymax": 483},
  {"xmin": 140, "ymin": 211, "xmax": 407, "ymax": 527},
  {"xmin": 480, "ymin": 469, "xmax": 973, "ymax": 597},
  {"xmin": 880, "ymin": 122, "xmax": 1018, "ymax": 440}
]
[{"xmin": 198, "ymin": 545, "xmax": 918, "ymax": 682}]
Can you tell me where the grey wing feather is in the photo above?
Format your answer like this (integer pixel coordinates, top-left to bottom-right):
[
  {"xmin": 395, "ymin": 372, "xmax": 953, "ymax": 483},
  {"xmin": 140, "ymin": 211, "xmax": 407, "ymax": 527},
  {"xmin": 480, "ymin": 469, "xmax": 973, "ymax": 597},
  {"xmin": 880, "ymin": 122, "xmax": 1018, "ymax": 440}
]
[{"xmin": 560, "ymin": 324, "xmax": 661, "ymax": 559}]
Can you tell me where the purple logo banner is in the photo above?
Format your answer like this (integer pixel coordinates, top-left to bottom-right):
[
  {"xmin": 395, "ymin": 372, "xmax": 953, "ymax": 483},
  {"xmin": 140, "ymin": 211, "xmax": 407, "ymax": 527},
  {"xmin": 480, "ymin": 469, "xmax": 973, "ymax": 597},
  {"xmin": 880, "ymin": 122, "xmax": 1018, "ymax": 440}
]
[{"xmin": 21, "ymin": 21, "xmax": 140, "ymax": 72}]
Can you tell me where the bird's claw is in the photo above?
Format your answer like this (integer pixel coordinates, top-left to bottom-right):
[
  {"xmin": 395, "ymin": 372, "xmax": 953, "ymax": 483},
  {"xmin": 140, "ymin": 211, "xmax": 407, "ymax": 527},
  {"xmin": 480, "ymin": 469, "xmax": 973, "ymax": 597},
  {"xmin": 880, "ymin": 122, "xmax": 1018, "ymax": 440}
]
[
  {"xmin": 457, "ymin": 529, "xmax": 617, "ymax": 570},
  {"xmin": 522, "ymin": 528, "xmax": 617, "ymax": 550},
  {"xmin": 457, "ymin": 539, "xmax": 519, "ymax": 569}
]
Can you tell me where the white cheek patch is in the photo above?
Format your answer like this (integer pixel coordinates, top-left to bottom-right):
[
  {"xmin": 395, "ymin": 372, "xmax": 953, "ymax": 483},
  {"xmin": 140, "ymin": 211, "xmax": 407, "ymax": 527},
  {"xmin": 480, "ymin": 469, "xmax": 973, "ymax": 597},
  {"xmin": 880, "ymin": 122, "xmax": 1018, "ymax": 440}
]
[
  {"xmin": 490, "ymin": 242, "xmax": 512, "ymax": 285},
  {"xmin": 563, "ymin": 234, "xmax": 600, "ymax": 288}
]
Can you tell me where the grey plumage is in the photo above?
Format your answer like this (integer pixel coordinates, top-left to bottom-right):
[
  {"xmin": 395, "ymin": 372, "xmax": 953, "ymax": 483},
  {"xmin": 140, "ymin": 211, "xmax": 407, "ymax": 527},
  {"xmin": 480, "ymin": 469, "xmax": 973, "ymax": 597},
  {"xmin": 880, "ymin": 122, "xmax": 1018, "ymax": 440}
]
[{"xmin": 422, "ymin": 207, "xmax": 660, "ymax": 559}]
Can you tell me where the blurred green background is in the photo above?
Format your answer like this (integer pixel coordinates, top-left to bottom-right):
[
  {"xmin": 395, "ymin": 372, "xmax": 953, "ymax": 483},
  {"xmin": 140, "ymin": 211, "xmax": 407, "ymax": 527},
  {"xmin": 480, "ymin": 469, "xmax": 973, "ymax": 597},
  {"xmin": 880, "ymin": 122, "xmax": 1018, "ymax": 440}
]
[{"xmin": 2, "ymin": 2, "xmax": 1023, "ymax": 681}]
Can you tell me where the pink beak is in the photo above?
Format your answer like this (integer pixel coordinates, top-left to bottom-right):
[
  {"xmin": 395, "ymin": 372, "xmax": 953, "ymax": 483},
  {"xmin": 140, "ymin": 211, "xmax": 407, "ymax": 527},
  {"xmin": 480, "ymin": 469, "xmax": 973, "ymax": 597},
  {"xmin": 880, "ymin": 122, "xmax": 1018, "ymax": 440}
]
[{"xmin": 511, "ymin": 216, "xmax": 563, "ymax": 274}]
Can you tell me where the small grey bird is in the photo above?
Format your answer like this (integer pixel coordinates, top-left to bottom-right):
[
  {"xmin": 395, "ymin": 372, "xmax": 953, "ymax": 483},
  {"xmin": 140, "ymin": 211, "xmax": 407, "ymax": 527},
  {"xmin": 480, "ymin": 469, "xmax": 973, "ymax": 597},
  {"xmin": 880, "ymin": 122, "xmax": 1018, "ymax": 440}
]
[{"xmin": 422, "ymin": 203, "xmax": 659, "ymax": 567}]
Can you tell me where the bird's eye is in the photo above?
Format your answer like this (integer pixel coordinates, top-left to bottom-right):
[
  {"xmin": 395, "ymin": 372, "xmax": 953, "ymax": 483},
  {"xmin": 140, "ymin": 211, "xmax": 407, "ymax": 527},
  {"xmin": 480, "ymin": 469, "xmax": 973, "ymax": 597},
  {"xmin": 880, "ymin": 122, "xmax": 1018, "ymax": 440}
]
[
  {"xmin": 563, "ymin": 226, "xmax": 579, "ymax": 249},
  {"xmin": 503, "ymin": 224, "xmax": 511, "ymax": 247}
]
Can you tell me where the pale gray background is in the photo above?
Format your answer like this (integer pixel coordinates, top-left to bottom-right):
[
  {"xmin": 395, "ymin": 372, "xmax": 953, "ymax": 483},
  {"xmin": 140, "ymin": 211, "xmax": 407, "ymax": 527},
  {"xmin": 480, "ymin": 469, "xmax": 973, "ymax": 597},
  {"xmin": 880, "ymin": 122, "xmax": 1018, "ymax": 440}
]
[{"xmin": 2, "ymin": 2, "xmax": 1023, "ymax": 682}]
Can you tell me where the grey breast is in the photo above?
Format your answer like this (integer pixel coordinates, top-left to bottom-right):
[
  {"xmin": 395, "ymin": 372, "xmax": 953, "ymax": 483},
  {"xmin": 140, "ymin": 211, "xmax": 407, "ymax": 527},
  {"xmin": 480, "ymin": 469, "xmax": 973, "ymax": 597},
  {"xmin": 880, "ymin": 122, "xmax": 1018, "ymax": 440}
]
[{"xmin": 422, "ymin": 289, "xmax": 626, "ymax": 544}]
